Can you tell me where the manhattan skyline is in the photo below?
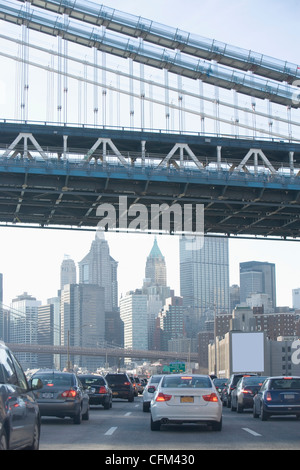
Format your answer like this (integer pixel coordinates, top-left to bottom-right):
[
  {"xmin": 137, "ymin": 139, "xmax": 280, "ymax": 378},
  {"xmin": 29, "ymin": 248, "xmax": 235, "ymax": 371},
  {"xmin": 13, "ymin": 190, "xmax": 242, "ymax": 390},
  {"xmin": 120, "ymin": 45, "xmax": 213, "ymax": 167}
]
[{"xmin": 0, "ymin": 226, "xmax": 299, "ymax": 310}]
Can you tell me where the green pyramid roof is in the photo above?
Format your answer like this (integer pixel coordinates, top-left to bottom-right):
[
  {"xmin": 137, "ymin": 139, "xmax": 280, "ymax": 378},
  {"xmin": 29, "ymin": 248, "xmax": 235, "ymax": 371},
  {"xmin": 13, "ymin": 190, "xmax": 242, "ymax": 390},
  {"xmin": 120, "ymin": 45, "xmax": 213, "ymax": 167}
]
[{"xmin": 148, "ymin": 237, "xmax": 164, "ymax": 259}]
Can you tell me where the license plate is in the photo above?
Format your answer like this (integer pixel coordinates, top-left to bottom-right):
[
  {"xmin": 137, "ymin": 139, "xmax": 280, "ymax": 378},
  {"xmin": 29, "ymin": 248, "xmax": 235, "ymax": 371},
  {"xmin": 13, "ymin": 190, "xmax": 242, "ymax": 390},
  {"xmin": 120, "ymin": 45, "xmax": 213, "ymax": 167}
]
[
  {"xmin": 284, "ymin": 394, "xmax": 295, "ymax": 399},
  {"xmin": 180, "ymin": 396, "xmax": 194, "ymax": 403},
  {"xmin": 112, "ymin": 392, "xmax": 118, "ymax": 396},
  {"xmin": 42, "ymin": 393, "xmax": 53, "ymax": 399}
]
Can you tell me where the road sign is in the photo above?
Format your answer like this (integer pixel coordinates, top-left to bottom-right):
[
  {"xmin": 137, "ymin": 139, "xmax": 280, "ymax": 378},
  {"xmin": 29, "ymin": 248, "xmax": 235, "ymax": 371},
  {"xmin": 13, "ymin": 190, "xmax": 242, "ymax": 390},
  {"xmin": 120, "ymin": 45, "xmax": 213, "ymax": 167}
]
[{"xmin": 169, "ymin": 362, "xmax": 185, "ymax": 373}]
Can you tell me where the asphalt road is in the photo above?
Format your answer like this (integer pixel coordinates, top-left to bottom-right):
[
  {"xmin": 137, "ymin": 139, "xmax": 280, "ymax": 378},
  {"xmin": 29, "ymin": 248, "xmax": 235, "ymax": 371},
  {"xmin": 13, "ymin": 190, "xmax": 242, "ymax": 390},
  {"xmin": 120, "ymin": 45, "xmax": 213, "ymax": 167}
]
[{"xmin": 39, "ymin": 395, "xmax": 300, "ymax": 452}]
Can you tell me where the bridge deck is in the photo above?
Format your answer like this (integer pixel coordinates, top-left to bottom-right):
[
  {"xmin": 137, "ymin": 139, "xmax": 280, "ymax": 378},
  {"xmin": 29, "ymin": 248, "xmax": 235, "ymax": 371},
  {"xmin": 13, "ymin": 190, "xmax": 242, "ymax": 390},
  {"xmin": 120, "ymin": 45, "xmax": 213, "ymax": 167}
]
[{"xmin": 0, "ymin": 123, "xmax": 299, "ymax": 238}]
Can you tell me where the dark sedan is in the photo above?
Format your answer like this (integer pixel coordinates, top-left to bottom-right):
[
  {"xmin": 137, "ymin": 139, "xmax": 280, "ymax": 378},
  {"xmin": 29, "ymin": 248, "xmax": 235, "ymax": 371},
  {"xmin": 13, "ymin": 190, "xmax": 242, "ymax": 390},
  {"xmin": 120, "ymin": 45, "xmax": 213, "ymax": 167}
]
[
  {"xmin": 253, "ymin": 376, "xmax": 300, "ymax": 420},
  {"xmin": 32, "ymin": 370, "xmax": 89, "ymax": 424},
  {"xmin": 231, "ymin": 375, "xmax": 268, "ymax": 412},
  {"xmin": 0, "ymin": 342, "xmax": 42, "ymax": 450},
  {"xmin": 78, "ymin": 374, "xmax": 112, "ymax": 409}
]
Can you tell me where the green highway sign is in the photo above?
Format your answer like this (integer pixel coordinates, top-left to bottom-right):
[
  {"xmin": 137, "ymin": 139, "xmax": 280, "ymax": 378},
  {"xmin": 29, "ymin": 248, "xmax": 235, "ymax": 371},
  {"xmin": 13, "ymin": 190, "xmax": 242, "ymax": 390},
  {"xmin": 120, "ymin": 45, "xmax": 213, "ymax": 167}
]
[{"xmin": 169, "ymin": 362, "xmax": 185, "ymax": 373}]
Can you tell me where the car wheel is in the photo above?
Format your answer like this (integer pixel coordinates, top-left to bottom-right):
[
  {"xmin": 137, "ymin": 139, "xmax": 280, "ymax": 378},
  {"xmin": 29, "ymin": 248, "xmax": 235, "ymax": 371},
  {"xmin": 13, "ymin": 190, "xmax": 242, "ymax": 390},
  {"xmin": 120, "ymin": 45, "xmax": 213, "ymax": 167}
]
[
  {"xmin": 128, "ymin": 395, "xmax": 134, "ymax": 402},
  {"xmin": 231, "ymin": 399, "xmax": 236, "ymax": 411},
  {"xmin": 143, "ymin": 402, "xmax": 150, "ymax": 412},
  {"xmin": 27, "ymin": 422, "xmax": 40, "ymax": 450},
  {"xmin": 0, "ymin": 428, "xmax": 8, "ymax": 450},
  {"xmin": 82, "ymin": 405, "xmax": 89, "ymax": 421},
  {"xmin": 253, "ymin": 403, "xmax": 259, "ymax": 418},
  {"xmin": 260, "ymin": 405, "xmax": 269, "ymax": 421},
  {"xmin": 211, "ymin": 418, "xmax": 222, "ymax": 431},
  {"xmin": 237, "ymin": 403, "xmax": 243, "ymax": 413},
  {"xmin": 73, "ymin": 407, "xmax": 82, "ymax": 424},
  {"xmin": 104, "ymin": 400, "xmax": 110, "ymax": 410},
  {"xmin": 150, "ymin": 415, "xmax": 160, "ymax": 431}
]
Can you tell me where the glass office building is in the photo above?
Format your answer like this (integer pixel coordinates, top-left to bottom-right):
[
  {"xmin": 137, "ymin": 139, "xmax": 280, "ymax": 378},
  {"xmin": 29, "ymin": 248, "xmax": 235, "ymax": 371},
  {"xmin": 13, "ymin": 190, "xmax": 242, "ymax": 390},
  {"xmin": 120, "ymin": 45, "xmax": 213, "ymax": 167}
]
[{"xmin": 180, "ymin": 236, "xmax": 230, "ymax": 333}]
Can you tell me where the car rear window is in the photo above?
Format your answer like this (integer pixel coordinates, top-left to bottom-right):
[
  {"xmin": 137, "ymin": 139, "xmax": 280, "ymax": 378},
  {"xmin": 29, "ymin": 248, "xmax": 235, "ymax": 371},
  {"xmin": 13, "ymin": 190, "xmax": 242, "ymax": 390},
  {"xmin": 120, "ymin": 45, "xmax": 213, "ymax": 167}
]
[
  {"xmin": 162, "ymin": 376, "xmax": 212, "ymax": 389},
  {"xmin": 243, "ymin": 376, "xmax": 268, "ymax": 386},
  {"xmin": 269, "ymin": 378, "xmax": 300, "ymax": 390},
  {"xmin": 79, "ymin": 376, "xmax": 105, "ymax": 386},
  {"xmin": 106, "ymin": 374, "xmax": 129, "ymax": 384},
  {"xmin": 150, "ymin": 375, "xmax": 162, "ymax": 384},
  {"xmin": 34, "ymin": 373, "xmax": 73, "ymax": 387}
]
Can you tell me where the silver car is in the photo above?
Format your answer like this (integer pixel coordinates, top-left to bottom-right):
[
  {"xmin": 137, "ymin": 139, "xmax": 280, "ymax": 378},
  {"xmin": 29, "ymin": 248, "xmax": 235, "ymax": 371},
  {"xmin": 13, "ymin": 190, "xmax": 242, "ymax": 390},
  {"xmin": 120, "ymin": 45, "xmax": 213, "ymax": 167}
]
[
  {"xmin": 150, "ymin": 374, "xmax": 222, "ymax": 431},
  {"xmin": 32, "ymin": 370, "xmax": 89, "ymax": 424},
  {"xmin": 142, "ymin": 375, "xmax": 163, "ymax": 412}
]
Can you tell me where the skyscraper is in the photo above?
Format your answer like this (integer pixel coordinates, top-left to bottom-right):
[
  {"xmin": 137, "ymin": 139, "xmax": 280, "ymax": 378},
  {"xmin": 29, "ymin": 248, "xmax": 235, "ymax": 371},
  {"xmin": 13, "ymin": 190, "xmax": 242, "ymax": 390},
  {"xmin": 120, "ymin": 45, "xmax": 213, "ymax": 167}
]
[
  {"xmin": 60, "ymin": 283, "xmax": 105, "ymax": 370},
  {"xmin": 10, "ymin": 292, "xmax": 41, "ymax": 369},
  {"xmin": 143, "ymin": 238, "xmax": 171, "ymax": 349},
  {"xmin": 180, "ymin": 236, "xmax": 230, "ymax": 333},
  {"xmin": 239, "ymin": 261, "xmax": 276, "ymax": 309},
  {"xmin": 78, "ymin": 233, "xmax": 118, "ymax": 312},
  {"xmin": 145, "ymin": 237, "xmax": 167, "ymax": 287},
  {"xmin": 60, "ymin": 255, "xmax": 76, "ymax": 290},
  {"xmin": 119, "ymin": 290, "xmax": 148, "ymax": 351}
]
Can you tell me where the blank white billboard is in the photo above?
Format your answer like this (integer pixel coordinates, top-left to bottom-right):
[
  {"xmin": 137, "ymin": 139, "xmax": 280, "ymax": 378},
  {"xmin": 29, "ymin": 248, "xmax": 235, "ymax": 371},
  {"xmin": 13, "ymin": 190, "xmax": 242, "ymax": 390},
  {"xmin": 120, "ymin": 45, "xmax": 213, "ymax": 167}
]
[{"xmin": 231, "ymin": 332, "xmax": 264, "ymax": 373}]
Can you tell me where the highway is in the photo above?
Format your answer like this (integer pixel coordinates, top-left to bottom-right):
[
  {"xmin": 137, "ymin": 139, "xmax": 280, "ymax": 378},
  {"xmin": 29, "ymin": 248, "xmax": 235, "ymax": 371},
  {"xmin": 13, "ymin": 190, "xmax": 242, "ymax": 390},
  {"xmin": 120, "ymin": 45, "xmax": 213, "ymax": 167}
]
[{"xmin": 39, "ymin": 395, "xmax": 300, "ymax": 451}]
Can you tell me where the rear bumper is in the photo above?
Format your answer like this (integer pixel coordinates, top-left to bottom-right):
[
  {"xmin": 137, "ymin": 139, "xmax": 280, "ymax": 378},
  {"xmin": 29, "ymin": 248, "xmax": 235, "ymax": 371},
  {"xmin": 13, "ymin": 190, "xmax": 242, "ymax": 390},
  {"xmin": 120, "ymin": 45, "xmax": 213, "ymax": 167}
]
[
  {"xmin": 151, "ymin": 403, "xmax": 222, "ymax": 424},
  {"xmin": 88, "ymin": 394, "xmax": 110, "ymax": 405},
  {"xmin": 240, "ymin": 396, "xmax": 254, "ymax": 408},
  {"xmin": 264, "ymin": 403, "xmax": 300, "ymax": 415},
  {"xmin": 111, "ymin": 390, "xmax": 133, "ymax": 399},
  {"xmin": 37, "ymin": 400, "xmax": 81, "ymax": 418}
]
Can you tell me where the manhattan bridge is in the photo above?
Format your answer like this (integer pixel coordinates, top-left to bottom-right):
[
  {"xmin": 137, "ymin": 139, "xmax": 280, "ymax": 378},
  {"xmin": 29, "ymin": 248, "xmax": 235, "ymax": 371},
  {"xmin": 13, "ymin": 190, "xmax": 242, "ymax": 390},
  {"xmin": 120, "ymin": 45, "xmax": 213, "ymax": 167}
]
[{"xmin": 0, "ymin": 0, "xmax": 300, "ymax": 362}]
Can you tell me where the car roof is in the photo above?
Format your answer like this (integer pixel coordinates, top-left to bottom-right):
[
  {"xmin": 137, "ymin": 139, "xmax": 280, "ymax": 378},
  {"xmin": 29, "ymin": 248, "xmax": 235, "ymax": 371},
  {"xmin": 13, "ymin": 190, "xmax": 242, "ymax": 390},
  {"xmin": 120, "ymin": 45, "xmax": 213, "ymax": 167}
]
[{"xmin": 33, "ymin": 369, "xmax": 74, "ymax": 376}]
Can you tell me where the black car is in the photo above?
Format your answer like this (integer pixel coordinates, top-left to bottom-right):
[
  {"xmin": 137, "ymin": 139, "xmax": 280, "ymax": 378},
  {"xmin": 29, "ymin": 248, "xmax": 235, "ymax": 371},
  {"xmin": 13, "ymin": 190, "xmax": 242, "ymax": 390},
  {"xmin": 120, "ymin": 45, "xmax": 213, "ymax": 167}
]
[
  {"xmin": 213, "ymin": 378, "xmax": 228, "ymax": 397},
  {"xmin": 105, "ymin": 373, "xmax": 135, "ymax": 402},
  {"xmin": 231, "ymin": 375, "xmax": 268, "ymax": 412},
  {"xmin": 31, "ymin": 370, "xmax": 89, "ymax": 424},
  {"xmin": 224, "ymin": 373, "xmax": 257, "ymax": 408},
  {"xmin": 0, "ymin": 341, "xmax": 42, "ymax": 450},
  {"xmin": 78, "ymin": 374, "xmax": 112, "ymax": 409},
  {"xmin": 253, "ymin": 376, "xmax": 300, "ymax": 420}
]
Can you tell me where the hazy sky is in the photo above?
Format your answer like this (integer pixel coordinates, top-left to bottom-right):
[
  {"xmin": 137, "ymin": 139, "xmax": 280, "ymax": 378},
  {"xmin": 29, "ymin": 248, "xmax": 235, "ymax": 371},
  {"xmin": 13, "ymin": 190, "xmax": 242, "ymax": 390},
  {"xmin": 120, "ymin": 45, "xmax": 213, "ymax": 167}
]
[{"xmin": 0, "ymin": 0, "xmax": 299, "ymax": 308}]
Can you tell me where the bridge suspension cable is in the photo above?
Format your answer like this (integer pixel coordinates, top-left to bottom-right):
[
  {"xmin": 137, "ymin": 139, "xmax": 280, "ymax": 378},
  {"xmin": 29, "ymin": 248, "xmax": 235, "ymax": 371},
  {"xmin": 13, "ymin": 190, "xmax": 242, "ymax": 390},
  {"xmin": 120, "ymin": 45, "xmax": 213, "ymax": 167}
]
[
  {"xmin": 18, "ymin": 0, "xmax": 300, "ymax": 84},
  {"xmin": 1, "ymin": 33, "xmax": 299, "ymax": 141},
  {"xmin": 0, "ymin": 0, "xmax": 299, "ymax": 109}
]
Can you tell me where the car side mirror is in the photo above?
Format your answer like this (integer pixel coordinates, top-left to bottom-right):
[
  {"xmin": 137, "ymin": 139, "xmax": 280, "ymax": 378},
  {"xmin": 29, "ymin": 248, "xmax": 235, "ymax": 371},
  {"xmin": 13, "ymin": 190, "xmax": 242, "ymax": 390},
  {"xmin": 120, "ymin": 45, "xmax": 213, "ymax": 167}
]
[
  {"xmin": 29, "ymin": 378, "xmax": 43, "ymax": 391},
  {"xmin": 148, "ymin": 386, "xmax": 156, "ymax": 393}
]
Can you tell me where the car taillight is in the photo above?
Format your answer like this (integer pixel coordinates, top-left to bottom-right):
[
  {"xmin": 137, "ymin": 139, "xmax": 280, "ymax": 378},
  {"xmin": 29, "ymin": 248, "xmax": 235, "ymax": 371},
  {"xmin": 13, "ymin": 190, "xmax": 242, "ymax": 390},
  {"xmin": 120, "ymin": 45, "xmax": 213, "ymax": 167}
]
[
  {"xmin": 241, "ymin": 389, "xmax": 251, "ymax": 394},
  {"xmin": 202, "ymin": 393, "xmax": 218, "ymax": 402},
  {"xmin": 156, "ymin": 393, "xmax": 172, "ymax": 402},
  {"xmin": 99, "ymin": 386, "xmax": 107, "ymax": 394},
  {"xmin": 266, "ymin": 392, "xmax": 272, "ymax": 401},
  {"xmin": 61, "ymin": 390, "xmax": 77, "ymax": 398},
  {"xmin": 124, "ymin": 382, "xmax": 131, "ymax": 386}
]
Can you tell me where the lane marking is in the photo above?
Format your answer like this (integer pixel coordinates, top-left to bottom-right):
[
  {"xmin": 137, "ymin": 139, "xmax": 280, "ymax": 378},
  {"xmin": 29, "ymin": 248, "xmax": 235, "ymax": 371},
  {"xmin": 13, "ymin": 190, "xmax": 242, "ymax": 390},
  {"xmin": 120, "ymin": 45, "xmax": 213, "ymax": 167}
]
[
  {"xmin": 105, "ymin": 426, "xmax": 117, "ymax": 436},
  {"xmin": 242, "ymin": 427, "xmax": 262, "ymax": 437},
  {"xmin": 125, "ymin": 412, "xmax": 132, "ymax": 416}
]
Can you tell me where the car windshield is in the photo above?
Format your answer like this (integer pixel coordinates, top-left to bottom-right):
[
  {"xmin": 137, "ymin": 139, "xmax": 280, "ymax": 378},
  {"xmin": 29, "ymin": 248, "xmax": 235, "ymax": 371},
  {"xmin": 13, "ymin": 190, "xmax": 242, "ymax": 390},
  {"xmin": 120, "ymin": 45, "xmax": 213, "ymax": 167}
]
[
  {"xmin": 34, "ymin": 373, "xmax": 73, "ymax": 387},
  {"xmin": 79, "ymin": 376, "xmax": 105, "ymax": 386},
  {"xmin": 162, "ymin": 375, "xmax": 212, "ymax": 389},
  {"xmin": 269, "ymin": 378, "xmax": 300, "ymax": 390}
]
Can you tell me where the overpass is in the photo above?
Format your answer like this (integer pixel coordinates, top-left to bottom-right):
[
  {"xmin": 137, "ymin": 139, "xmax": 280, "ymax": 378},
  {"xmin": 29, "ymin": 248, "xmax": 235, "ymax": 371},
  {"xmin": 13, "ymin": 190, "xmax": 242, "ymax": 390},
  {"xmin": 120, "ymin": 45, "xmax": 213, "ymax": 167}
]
[{"xmin": 7, "ymin": 342, "xmax": 198, "ymax": 362}]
